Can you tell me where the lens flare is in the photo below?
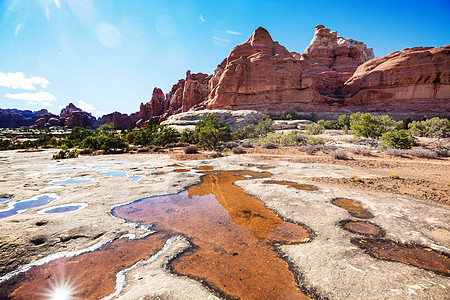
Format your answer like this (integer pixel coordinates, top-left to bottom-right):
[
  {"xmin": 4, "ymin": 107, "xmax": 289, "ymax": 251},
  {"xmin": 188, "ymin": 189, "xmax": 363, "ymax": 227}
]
[{"xmin": 41, "ymin": 276, "xmax": 77, "ymax": 300}]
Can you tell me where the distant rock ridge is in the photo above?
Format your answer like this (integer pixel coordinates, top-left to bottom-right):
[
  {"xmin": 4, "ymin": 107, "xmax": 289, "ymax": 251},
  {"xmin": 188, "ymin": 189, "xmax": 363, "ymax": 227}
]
[{"xmin": 8, "ymin": 24, "xmax": 448, "ymax": 129}]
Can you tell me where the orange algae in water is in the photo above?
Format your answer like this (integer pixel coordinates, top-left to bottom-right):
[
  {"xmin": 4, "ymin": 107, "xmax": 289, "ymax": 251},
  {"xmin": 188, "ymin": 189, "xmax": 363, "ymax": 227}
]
[
  {"xmin": 264, "ymin": 180, "xmax": 316, "ymax": 191},
  {"xmin": 351, "ymin": 238, "xmax": 450, "ymax": 276},
  {"xmin": 0, "ymin": 171, "xmax": 316, "ymax": 300},
  {"xmin": 331, "ymin": 198, "xmax": 374, "ymax": 219}
]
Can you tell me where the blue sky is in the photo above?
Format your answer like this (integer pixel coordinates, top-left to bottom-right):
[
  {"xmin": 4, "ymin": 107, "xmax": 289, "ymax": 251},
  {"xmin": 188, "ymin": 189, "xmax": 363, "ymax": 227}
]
[{"xmin": 0, "ymin": 0, "xmax": 449, "ymax": 116}]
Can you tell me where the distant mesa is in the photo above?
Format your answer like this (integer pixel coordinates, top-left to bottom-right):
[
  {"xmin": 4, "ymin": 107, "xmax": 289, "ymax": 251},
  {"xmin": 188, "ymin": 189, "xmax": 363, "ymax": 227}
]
[{"xmin": 2, "ymin": 25, "xmax": 448, "ymax": 129}]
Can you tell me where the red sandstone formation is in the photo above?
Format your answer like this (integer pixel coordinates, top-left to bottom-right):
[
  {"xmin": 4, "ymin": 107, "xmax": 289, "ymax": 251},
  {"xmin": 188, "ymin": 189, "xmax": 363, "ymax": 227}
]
[
  {"xmin": 341, "ymin": 45, "xmax": 450, "ymax": 116},
  {"xmin": 33, "ymin": 103, "xmax": 97, "ymax": 128},
  {"xmin": 98, "ymin": 112, "xmax": 134, "ymax": 129}
]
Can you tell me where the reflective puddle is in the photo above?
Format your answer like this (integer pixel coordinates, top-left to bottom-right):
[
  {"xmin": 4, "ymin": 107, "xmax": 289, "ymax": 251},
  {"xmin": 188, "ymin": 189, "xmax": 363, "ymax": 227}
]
[
  {"xmin": 264, "ymin": 180, "xmax": 316, "ymax": 191},
  {"xmin": 194, "ymin": 166, "xmax": 214, "ymax": 171},
  {"xmin": 38, "ymin": 203, "xmax": 88, "ymax": 214},
  {"xmin": 100, "ymin": 171, "xmax": 143, "ymax": 181},
  {"xmin": 0, "ymin": 194, "xmax": 60, "ymax": 219},
  {"xmin": 100, "ymin": 171, "xmax": 127, "ymax": 177},
  {"xmin": 50, "ymin": 178, "xmax": 94, "ymax": 185},
  {"xmin": 0, "ymin": 171, "xmax": 316, "ymax": 299},
  {"xmin": 338, "ymin": 220, "xmax": 384, "ymax": 237},
  {"xmin": 331, "ymin": 198, "xmax": 374, "ymax": 219},
  {"xmin": 0, "ymin": 195, "xmax": 12, "ymax": 203},
  {"xmin": 351, "ymin": 238, "xmax": 450, "ymax": 276}
]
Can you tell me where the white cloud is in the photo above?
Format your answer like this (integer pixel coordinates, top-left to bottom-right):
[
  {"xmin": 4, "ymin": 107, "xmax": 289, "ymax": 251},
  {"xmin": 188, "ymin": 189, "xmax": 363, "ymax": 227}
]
[
  {"xmin": 0, "ymin": 71, "xmax": 50, "ymax": 90},
  {"xmin": 226, "ymin": 30, "xmax": 242, "ymax": 35},
  {"xmin": 76, "ymin": 100, "xmax": 95, "ymax": 112},
  {"xmin": 199, "ymin": 14, "xmax": 206, "ymax": 22},
  {"xmin": 213, "ymin": 36, "xmax": 231, "ymax": 43},
  {"xmin": 94, "ymin": 111, "xmax": 105, "ymax": 117},
  {"xmin": 5, "ymin": 91, "xmax": 57, "ymax": 101}
]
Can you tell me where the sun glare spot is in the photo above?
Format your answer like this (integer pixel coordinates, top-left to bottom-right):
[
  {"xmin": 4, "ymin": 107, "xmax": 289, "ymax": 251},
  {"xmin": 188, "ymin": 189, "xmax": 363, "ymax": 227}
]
[{"xmin": 42, "ymin": 277, "xmax": 77, "ymax": 300}]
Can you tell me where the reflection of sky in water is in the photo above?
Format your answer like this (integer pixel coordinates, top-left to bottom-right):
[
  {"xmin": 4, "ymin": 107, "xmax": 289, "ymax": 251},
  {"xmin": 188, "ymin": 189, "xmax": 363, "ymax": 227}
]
[
  {"xmin": 0, "ymin": 194, "xmax": 59, "ymax": 219},
  {"xmin": 101, "ymin": 171, "xmax": 143, "ymax": 181},
  {"xmin": 0, "ymin": 196, "xmax": 12, "ymax": 203},
  {"xmin": 51, "ymin": 178, "xmax": 94, "ymax": 185},
  {"xmin": 38, "ymin": 203, "xmax": 87, "ymax": 214},
  {"xmin": 129, "ymin": 176, "xmax": 143, "ymax": 182},
  {"xmin": 101, "ymin": 171, "xmax": 127, "ymax": 177}
]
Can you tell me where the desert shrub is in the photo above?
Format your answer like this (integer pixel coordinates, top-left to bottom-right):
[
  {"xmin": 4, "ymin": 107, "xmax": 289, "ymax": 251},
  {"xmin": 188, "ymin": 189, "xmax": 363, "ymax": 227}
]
[
  {"xmin": 52, "ymin": 149, "xmax": 78, "ymax": 160},
  {"xmin": 0, "ymin": 139, "xmax": 12, "ymax": 150},
  {"xmin": 380, "ymin": 130, "xmax": 415, "ymax": 149},
  {"xmin": 298, "ymin": 145, "xmax": 322, "ymax": 155},
  {"xmin": 350, "ymin": 112, "xmax": 402, "ymax": 138},
  {"xmin": 81, "ymin": 136, "xmax": 101, "ymax": 150},
  {"xmin": 180, "ymin": 128, "xmax": 196, "ymax": 144},
  {"xmin": 232, "ymin": 125, "xmax": 255, "ymax": 140},
  {"xmin": 263, "ymin": 142, "xmax": 277, "ymax": 149},
  {"xmin": 338, "ymin": 114, "xmax": 351, "ymax": 132},
  {"xmin": 408, "ymin": 148, "xmax": 438, "ymax": 158},
  {"xmin": 283, "ymin": 110, "xmax": 297, "ymax": 120},
  {"xmin": 252, "ymin": 118, "xmax": 274, "ymax": 137},
  {"xmin": 350, "ymin": 175, "xmax": 363, "ymax": 182},
  {"xmin": 328, "ymin": 148, "xmax": 348, "ymax": 160},
  {"xmin": 306, "ymin": 136, "xmax": 324, "ymax": 145},
  {"xmin": 195, "ymin": 113, "xmax": 231, "ymax": 149},
  {"xmin": 320, "ymin": 120, "xmax": 340, "ymax": 130},
  {"xmin": 99, "ymin": 136, "xmax": 128, "ymax": 153},
  {"xmin": 408, "ymin": 117, "xmax": 450, "ymax": 139},
  {"xmin": 306, "ymin": 123, "xmax": 324, "ymax": 135},
  {"xmin": 384, "ymin": 148, "xmax": 405, "ymax": 157},
  {"xmin": 232, "ymin": 146, "xmax": 246, "ymax": 154},
  {"xmin": 350, "ymin": 147, "xmax": 372, "ymax": 156},
  {"xmin": 388, "ymin": 173, "xmax": 400, "ymax": 179},
  {"xmin": 152, "ymin": 126, "xmax": 180, "ymax": 146},
  {"xmin": 184, "ymin": 145, "xmax": 198, "ymax": 154}
]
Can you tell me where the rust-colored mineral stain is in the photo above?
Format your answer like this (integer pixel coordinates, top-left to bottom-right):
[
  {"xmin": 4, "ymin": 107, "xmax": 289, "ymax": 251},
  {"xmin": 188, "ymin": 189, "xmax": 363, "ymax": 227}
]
[
  {"xmin": 168, "ymin": 163, "xmax": 192, "ymax": 168},
  {"xmin": 331, "ymin": 198, "xmax": 374, "ymax": 219},
  {"xmin": 264, "ymin": 180, "xmax": 316, "ymax": 191},
  {"xmin": 173, "ymin": 169, "xmax": 190, "ymax": 173},
  {"xmin": 0, "ymin": 171, "xmax": 315, "ymax": 300},
  {"xmin": 152, "ymin": 172, "xmax": 166, "ymax": 176},
  {"xmin": 194, "ymin": 165, "xmax": 214, "ymax": 171},
  {"xmin": 339, "ymin": 220, "xmax": 384, "ymax": 237},
  {"xmin": 351, "ymin": 238, "xmax": 450, "ymax": 276},
  {"xmin": 0, "ymin": 232, "xmax": 169, "ymax": 300}
]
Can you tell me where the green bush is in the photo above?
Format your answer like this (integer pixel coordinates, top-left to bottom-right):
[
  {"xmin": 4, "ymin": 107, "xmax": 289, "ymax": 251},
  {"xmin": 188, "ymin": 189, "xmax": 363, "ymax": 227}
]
[
  {"xmin": 380, "ymin": 130, "xmax": 415, "ymax": 149},
  {"xmin": 152, "ymin": 126, "xmax": 180, "ymax": 146},
  {"xmin": 306, "ymin": 123, "xmax": 324, "ymax": 135},
  {"xmin": 194, "ymin": 113, "xmax": 231, "ymax": 149},
  {"xmin": 52, "ymin": 149, "xmax": 78, "ymax": 160},
  {"xmin": 350, "ymin": 112, "xmax": 402, "ymax": 138},
  {"xmin": 408, "ymin": 117, "xmax": 450, "ymax": 139},
  {"xmin": 99, "ymin": 136, "xmax": 128, "ymax": 153},
  {"xmin": 180, "ymin": 128, "xmax": 196, "ymax": 144},
  {"xmin": 251, "ymin": 118, "xmax": 274, "ymax": 137}
]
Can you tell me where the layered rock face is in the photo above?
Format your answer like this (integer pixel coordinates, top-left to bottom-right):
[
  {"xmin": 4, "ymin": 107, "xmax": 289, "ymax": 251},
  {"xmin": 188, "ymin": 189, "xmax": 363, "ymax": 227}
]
[
  {"xmin": 302, "ymin": 25, "xmax": 374, "ymax": 95},
  {"xmin": 0, "ymin": 109, "xmax": 48, "ymax": 128},
  {"xmin": 205, "ymin": 27, "xmax": 319, "ymax": 112},
  {"xmin": 33, "ymin": 103, "xmax": 97, "ymax": 128},
  {"xmin": 341, "ymin": 45, "xmax": 450, "ymax": 117},
  {"xmin": 98, "ymin": 112, "xmax": 134, "ymax": 130}
]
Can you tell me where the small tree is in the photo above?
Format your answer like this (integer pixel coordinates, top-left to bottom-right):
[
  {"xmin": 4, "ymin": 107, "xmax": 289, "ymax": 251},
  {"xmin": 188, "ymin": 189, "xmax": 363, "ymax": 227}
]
[
  {"xmin": 194, "ymin": 113, "xmax": 231, "ymax": 149},
  {"xmin": 408, "ymin": 117, "xmax": 450, "ymax": 139},
  {"xmin": 251, "ymin": 118, "xmax": 274, "ymax": 138},
  {"xmin": 350, "ymin": 113, "xmax": 402, "ymax": 138},
  {"xmin": 380, "ymin": 130, "xmax": 415, "ymax": 149}
]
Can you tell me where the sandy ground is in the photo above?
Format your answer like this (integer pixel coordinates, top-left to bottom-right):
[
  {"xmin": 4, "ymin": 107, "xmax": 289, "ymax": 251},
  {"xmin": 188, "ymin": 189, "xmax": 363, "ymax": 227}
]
[{"xmin": 0, "ymin": 148, "xmax": 449, "ymax": 299}]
